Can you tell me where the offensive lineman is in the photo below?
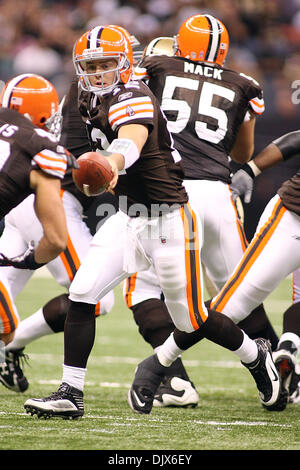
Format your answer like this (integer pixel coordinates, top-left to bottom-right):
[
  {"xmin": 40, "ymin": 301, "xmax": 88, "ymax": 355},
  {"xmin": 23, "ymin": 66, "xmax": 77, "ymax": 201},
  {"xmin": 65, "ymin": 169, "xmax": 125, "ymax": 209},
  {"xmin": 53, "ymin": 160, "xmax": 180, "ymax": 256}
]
[
  {"xmin": 126, "ymin": 16, "xmax": 278, "ymax": 406},
  {"xmin": 229, "ymin": 129, "xmax": 300, "ymax": 403},
  {"xmin": 23, "ymin": 25, "xmax": 283, "ymax": 419}
]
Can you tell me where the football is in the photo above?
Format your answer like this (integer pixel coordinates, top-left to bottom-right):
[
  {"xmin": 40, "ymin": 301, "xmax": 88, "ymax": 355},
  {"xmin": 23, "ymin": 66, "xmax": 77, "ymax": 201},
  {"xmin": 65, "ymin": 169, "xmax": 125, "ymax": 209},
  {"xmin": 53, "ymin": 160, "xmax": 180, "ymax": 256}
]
[{"xmin": 72, "ymin": 152, "xmax": 114, "ymax": 197}]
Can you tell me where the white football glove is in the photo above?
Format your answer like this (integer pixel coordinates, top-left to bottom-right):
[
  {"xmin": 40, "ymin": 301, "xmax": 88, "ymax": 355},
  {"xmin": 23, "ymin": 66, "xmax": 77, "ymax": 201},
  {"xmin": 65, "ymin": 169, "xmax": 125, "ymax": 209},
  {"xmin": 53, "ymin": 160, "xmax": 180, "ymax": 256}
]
[{"xmin": 230, "ymin": 164, "xmax": 256, "ymax": 203}]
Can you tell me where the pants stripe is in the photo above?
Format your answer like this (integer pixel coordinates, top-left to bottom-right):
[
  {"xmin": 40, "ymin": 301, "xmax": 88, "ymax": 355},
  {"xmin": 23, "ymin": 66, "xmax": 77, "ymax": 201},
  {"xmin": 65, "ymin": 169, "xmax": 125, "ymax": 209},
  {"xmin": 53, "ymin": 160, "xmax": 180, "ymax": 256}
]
[
  {"xmin": 211, "ymin": 198, "xmax": 286, "ymax": 312},
  {"xmin": 180, "ymin": 203, "xmax": 207, "ymax": 328},
  {"xmin": 0, "ymin": 281, "xmax": 18, "ymax": 333},
  {"xmin": 124, "ymin": 273, "xmax": 137, "ymax": 308},
  {"xmin": 60, "ymin": 234, "xmax": 81, "ymax": 282}
]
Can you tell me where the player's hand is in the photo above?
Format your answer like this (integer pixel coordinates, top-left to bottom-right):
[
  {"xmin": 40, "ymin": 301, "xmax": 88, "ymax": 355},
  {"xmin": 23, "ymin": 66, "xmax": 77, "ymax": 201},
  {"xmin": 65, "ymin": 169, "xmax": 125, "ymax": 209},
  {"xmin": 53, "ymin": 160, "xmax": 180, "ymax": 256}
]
[
  {"xmin": 0, "ymin": 242, "xmax": 45, "ymax": 270},
  {"xmin": 230, "ymin": 166, "xmax": 255, "ymax": 204},
  {"xmin": 66, "ymin": 150, "xmax": 79, "ymax": 170}
]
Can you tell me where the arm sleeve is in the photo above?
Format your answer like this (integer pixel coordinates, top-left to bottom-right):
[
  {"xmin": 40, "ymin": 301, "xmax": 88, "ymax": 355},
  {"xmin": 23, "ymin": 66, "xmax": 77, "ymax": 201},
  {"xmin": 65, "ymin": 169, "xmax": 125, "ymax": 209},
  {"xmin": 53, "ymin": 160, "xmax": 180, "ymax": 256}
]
[{"xmin": 273, "ymin": 130, "xmax": 300, "ymax": 160}]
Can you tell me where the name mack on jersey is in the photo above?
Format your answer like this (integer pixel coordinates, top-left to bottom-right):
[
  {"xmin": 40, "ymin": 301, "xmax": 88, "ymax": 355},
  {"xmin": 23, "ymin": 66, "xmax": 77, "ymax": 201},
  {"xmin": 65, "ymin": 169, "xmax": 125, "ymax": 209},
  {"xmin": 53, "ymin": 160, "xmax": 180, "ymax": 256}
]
[{"xmin": 184, "ymin": 61, "xmax": 223, "ymax": 80}]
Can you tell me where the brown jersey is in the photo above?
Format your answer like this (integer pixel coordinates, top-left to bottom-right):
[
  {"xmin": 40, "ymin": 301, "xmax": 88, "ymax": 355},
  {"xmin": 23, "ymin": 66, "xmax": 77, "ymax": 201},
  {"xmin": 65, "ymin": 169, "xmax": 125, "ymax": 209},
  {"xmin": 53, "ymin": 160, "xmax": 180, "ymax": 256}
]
[
  {"xmin": 135, "ymin": 55, "xmax": 264, "ymax": 183},
  {"xmin": 78, "ymin": 79, "xmax": 188, "ymax": 216},
  {"xmin": 0, "ymin": 108, "xmax": 69, "ymax": 218},
  {"xmin": 278, "ymin": 172, "xmax": 300, "ymax": 215}
]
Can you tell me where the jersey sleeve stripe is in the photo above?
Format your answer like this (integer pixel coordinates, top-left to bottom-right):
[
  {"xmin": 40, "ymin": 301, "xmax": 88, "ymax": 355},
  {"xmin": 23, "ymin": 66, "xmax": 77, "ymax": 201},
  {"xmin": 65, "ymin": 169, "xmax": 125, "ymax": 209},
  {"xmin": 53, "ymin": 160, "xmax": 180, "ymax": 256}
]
[
  {"xmin": 109, "ymin": 110, "xmax": 154, "ymax": 130},
  {"xmin": 108, "ymin": 98, "xmax": 154, "ymax": 130},
  {"xmin": 108, "ymin": 96, "xmax": 153, "ymax": 114},
  {"xmin": 133, "ymin": 67, "xmax": 149, "ymax": 80},
  {"xmin": 32, "ymin": 150, "xmax": 67, "ymax": 179},
  {"xmin": 109, "ymin": 103, "xmax": 154, "ymax": 121},
  {"xmin": 249, "ymin": 97, "xmax": 265, "ymax": 114},
  {"xmin": 36, "ymin": 150, "xmax": 67, "ymax": 165}
]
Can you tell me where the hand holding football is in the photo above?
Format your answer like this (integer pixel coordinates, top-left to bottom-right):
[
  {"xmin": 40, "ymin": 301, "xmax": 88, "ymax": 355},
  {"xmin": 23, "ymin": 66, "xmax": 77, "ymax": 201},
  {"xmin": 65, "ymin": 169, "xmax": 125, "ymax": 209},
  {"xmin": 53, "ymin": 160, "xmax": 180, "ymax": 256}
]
[{"xmin": 72, "ymin": 152, "xmax": 114, "ymax": 196}]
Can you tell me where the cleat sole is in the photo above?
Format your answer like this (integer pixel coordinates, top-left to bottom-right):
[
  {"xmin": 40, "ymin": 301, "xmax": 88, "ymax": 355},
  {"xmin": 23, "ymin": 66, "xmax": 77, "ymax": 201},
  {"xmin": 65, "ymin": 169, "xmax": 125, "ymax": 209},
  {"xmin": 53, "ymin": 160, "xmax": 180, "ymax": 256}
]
[{"xmin": 24, "ymin": 404, "xmax": 83, "ymax": 420}]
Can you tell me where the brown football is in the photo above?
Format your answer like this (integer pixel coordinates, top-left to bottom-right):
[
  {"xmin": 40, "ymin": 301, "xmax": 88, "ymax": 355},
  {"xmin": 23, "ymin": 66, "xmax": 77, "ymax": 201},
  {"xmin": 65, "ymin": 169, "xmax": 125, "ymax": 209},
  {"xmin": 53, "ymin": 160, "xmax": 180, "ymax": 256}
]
[{"xmin": 72, "ymin": 152, "xmax": 114, "ymax": 197}]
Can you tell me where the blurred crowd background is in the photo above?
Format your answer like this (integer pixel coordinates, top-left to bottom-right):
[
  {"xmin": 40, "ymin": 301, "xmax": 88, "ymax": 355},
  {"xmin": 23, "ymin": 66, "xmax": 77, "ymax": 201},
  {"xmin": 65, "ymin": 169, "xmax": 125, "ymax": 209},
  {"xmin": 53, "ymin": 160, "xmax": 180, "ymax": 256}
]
[{"xmin": 0, "ymin": 0, "xmax": 300, "ymax": 237}]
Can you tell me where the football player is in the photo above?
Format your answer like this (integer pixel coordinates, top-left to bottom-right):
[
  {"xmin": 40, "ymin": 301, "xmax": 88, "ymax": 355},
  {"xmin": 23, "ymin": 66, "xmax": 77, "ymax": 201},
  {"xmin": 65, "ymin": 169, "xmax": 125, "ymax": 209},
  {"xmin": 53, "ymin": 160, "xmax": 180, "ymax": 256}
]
[
  {"xmin": 24, "ymin": 25, "xmax": 283, "ymax": 419},
  {"xmin": 125, "ymin": 15, "xmax": 279, "ymax": 406},
  {"xmin": 229, "ymin": 129, "xmax": 300, "ymax": 403},
  {"xmin": 1, "ymin": 31, "xmax": 198, "ymax": 406},
  {"xmin": 0, "ymin": 73, "xmax": 78, "ymax": 351},
  {"xmin": 0, "ymin": 25, "xmax": 141, "ymax": 394},
  {"xmin": 0, "ymin": 88, "xmax": 114, "ymax": 393}
]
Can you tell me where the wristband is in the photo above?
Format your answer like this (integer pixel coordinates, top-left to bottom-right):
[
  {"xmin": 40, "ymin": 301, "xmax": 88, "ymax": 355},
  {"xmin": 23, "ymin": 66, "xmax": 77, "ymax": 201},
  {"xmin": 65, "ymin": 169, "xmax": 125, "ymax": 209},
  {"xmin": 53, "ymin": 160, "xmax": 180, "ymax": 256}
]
[
  {"xmin": 241, "ymin": 160, "xmax": 261, "ymax": 178},
  {"xmin": 248, "ymin": 160, "xmax": 261, "ymax": 177},
  {"xmin": 107, "ymin": 138, "xmax": 140, "ymax": 169}
]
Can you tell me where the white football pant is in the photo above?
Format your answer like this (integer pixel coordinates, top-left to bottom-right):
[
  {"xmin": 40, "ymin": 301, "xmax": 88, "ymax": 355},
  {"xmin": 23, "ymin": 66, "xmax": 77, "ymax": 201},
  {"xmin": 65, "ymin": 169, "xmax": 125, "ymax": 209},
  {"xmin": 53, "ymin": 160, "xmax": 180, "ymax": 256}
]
[
  {"xmin": 211, "ymin": 194, "xmax": 300, "ymax": 322},
  {"xmin": 69, "ymin": 204, "xmax": 208, "ymax": 333},
  {"xmin": 124, "ymin": 180, "xmax": 247, "ymax": 307},
  {"xmin": 0, "ymin": 191, "xmax": 114, "ymax": 334}
]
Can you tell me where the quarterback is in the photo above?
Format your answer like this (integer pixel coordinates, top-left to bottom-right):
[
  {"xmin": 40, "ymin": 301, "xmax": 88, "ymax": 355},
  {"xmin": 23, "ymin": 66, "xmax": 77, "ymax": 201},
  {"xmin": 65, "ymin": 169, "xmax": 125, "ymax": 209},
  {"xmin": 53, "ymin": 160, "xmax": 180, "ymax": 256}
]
[{"xmin": 24, "ymin": 25, "xmax": 283, "ymax": 419}]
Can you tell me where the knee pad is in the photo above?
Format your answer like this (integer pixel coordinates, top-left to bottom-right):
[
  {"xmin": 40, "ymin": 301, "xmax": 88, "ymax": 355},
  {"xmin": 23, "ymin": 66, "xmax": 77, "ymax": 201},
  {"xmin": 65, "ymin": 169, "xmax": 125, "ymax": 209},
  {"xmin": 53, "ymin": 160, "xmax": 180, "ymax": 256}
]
[
  {"xmin": 43, "ymin": 294, "xmax": 70, "ymax": 333},
  {"xmin": 131, "ymin": 298, "xmax": 175, "ymax": 349}
]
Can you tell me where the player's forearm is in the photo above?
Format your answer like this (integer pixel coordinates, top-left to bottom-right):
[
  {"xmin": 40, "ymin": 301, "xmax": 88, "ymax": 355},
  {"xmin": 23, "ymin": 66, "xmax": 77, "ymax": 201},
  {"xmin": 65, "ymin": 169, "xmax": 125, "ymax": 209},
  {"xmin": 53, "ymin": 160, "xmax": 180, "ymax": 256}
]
[
  {"xmin": 251, "ymin": 143, "xmax": 283, "ymax": 173},
  {"xmin": 34, "ymin": 231, "xmax": 67, "ymax": 264}
]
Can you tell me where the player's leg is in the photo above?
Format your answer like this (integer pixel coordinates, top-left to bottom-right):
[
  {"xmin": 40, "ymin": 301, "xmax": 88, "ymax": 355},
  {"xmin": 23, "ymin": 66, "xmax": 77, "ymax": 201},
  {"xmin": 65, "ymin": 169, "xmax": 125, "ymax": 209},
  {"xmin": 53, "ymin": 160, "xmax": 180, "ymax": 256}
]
[
  {"xmin": 128, "ymin": 204, "xmax": 284, "ymax": 414},
  {"xmin": 24, "ymin": 211, "xmax": 129, "ymax": 418},
  {"xmin": 124, "ymin": 269, "xmax": 199, "ymax": 407},
  {"xmin": 187, "ymin": 179, "xmax": 278, "ymax": 349},
  {"xmin": 3, "ymin": 191, "xmax": 114, "ymax": 392},
  {"xmin": 272, "ymin": 268, "xmax": 300, "ymax": 403},
  {"xmin": 0, "ymin": 203, "xmax": 36, "ymax": 392}
]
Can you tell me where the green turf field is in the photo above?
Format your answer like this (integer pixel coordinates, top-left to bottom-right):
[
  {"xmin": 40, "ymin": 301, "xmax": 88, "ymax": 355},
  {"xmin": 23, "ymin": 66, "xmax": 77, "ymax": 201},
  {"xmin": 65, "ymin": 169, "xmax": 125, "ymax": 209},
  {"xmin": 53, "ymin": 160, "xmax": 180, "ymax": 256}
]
[{"xmin": 0, "ymin": 274, "xmax": 299, "ymax": 452}]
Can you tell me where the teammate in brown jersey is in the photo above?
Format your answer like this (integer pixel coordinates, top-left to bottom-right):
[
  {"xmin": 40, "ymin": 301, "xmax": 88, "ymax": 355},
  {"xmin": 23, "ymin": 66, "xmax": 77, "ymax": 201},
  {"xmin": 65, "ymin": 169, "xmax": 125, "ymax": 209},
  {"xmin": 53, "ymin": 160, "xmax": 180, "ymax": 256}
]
[
  {"xmin": 24, "ymin": 25, "xmax": 283, "ymax": 420},
  {"xmin": 228, "ymin": 129, "xmax": 300, "ymax": 403},
  {"xmin": 0, "ymin": 73, "xmax": 78, "ymax": 350},
  {"xmin": 125, "ymin": 16, "xmax": 278, "ymax": 406}
]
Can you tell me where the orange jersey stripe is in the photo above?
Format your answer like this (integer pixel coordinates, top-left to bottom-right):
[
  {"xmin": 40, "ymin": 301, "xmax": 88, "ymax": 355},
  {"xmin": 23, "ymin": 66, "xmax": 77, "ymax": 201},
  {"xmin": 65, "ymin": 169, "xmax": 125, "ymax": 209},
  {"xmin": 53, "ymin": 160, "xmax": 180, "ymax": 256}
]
[
  {"xmin": 37, "ymin": 152, "xmax": 66, "ymax": 164},
  {"xmin": 35, "ymin": 162, "xmax": 66, "ymax": 173},
  {"xmin": 0, "ymin": 281, "xmax": 18, "ymax": 333},
  {"xmin": 108, "ymin": 101, "xmax": 152, "ymax": 117},
  {"xmin": 124, "ymin": 273, "xmax": 137, "ymax": 308},
  {"xmin": 109, "ymin": 107, "xmax": 154, "ymax": 127},
  {"xmin": 211, "ymin": 198, "xmax": 286, "ymax": 312}
]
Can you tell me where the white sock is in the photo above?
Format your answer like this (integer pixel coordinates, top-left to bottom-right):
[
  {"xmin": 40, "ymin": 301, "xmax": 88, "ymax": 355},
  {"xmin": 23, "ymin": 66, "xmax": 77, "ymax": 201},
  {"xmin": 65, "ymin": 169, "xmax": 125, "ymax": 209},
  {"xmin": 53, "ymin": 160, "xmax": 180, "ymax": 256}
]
[
  {"xmin": 6, "ymin": 308, "xmax": 54, "ymax": 351},
  {"xmin": 62, "ymin": 364, "xmax": 87, "ymax": 391},
  {"xmin": 156, "ymin": 333, "xmax": 184, "ymax": 367},
  {"xmin": 233, "ymin": 331, "xmax": 258, "ymax": 364},
  {"xmin": 278, "ymin": 332, "xmax": 300, "ymax": 354}
]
